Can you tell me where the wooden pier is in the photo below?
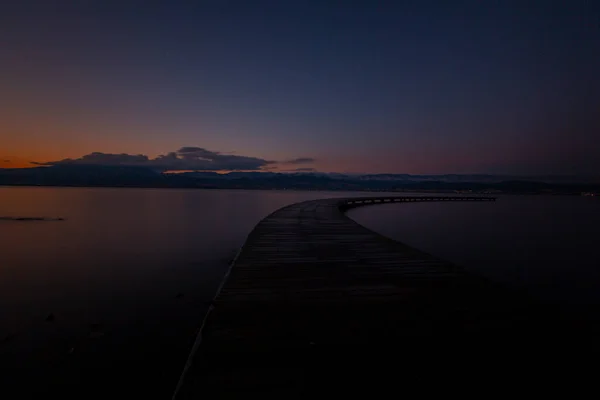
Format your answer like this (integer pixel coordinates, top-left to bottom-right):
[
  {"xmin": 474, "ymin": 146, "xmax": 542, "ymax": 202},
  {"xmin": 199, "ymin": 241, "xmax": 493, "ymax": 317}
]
[{"xmin": 174, "ymin": 196, "xmax": 592, "ymax": 398}]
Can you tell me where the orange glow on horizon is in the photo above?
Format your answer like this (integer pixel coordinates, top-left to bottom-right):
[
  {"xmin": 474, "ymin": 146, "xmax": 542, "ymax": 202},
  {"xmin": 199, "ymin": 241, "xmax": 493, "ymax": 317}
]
[{"xmin": 0, "ymin": 157, "xmax": 38, "ymax": 169}]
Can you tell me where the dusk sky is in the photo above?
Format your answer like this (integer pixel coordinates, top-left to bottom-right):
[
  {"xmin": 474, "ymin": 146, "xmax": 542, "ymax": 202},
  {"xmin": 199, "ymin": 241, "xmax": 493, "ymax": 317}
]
[{"xmin": 1, "ymin": 0, "xmax": 598, "ymax": 174}]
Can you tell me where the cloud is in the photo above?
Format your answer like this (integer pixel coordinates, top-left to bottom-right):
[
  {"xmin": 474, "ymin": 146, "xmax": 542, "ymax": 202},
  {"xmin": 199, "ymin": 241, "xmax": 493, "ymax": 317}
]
[
  {"xmin": 281, "ymin": 157, "xmax": 316, "ymax": 164},
  {"xmin": 34, "ymin": 152, "xmax": 152, "ymax": 167},
  {"xmin": 2, "ymin": 160, "xmax": 10, "ymax": 163},
  {"xmin": 34, "ymin": 147, "xmax": 314, "ymax": 172},
  {"xmin": 287, "ymin": 168, "xmax": 316, "ymax": 172}
]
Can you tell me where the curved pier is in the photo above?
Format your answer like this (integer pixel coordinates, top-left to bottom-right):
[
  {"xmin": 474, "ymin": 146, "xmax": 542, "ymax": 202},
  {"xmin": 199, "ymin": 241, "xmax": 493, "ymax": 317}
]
[{"xmin": 175, "ymin": 196, "xmax": 580, "ymax": 397}]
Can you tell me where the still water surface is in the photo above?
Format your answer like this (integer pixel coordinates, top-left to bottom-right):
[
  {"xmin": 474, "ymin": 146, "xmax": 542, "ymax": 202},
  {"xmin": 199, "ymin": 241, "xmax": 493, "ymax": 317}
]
[
  {"xmin": 350, "ymin": 195, "xmax": 600, "ymax": 318},
  {"xmin": 1, "ymin": 188, "xmax": 598, "ymax": 396},
  {"xmin": 0, "ymin": 187, "xmax": 378, "ymax": 397}
]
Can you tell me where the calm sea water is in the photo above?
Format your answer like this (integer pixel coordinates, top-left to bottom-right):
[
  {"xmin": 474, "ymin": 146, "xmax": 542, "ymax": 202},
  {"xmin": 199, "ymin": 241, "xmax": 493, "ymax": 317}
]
[
  {"xmin": 1, "ymin": 188, "xmax": 598, "ymax": 396},
  {"xmin": 350, "ymin": 195, "xmax": 600, "ymax": 319},
  {"xmin": 0, "ymin": 187, "xmax": 379, "ymax": 397}
]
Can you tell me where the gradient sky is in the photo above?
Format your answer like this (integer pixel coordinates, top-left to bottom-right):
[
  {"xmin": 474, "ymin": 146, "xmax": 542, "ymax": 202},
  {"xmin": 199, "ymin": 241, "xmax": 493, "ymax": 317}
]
[{"xmin": 1, "ymin": 0, "xmax": 599, "ymax": 174}]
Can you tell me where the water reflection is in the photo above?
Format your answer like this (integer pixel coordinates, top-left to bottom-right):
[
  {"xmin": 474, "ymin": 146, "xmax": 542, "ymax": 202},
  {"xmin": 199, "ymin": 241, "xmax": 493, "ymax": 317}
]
[
  {"xmin": 0, "ymin": 187, "xmax": 388, "ymax": 397},
  {"xmin": 349, "ymin": 195, "xmax": 600, "ymax": 319}
]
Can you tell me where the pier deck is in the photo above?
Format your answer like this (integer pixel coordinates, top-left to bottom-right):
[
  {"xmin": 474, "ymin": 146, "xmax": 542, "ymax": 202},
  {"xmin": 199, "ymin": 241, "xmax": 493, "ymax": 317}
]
[{"xmin": 174, "ymin": 196, "xmax": 587, "ymax": 398}]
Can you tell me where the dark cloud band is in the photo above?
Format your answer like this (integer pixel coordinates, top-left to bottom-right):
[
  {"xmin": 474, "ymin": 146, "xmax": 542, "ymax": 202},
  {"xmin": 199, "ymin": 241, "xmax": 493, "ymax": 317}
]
[{"xmin": 34, "ymin": 147, "xmax": 314, "ymax": 172}]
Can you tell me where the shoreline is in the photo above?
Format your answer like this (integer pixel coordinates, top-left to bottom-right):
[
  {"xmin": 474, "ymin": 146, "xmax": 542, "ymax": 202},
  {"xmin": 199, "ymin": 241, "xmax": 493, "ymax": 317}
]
[{"xmin": 0, "ymin": 183, "xmax": 593, "ymax": 196}]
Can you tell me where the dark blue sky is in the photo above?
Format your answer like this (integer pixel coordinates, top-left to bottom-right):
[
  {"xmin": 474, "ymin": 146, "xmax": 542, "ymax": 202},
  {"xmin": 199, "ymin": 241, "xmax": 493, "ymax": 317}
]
[{"xmin": 1, "ymin": 0, "xmax": 599, "ymax": 174}]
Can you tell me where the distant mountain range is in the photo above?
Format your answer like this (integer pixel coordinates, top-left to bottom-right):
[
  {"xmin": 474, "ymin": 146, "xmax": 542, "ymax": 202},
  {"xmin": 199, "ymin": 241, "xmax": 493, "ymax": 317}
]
[{"xmin": 1, "ymin": 165, "xmax": 599, "ymax": 194}]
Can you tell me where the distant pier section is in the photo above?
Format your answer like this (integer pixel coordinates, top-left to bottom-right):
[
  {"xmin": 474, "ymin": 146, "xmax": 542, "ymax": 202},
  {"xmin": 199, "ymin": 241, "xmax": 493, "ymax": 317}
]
[{"xmin": 174, "ymin": 195, "xmax": 585, "ymax": 398}]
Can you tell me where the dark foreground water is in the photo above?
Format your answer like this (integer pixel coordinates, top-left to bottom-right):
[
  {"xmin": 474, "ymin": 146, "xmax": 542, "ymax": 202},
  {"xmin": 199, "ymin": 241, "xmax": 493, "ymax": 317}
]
[
  {"xmin": 350, "ymin": 195, "xmax": 600, "ymax": 321},
  {"xmin": 1, "ymin": 188, "xmax": 598, "ymax": 397},
  {"xmin": 0, "ymin": 187, "xmax": 378, "ymax": 397}
]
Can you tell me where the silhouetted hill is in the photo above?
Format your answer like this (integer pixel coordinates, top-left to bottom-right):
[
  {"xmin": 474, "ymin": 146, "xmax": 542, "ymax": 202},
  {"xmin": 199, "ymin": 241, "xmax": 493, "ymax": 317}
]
[
  {"xmin": 0, "ymin": 165, "xmax": 166, "ymax": 187},
  {"xmin": 1, "ymin": 166, "xmax": 599, "ymax": 194}
]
